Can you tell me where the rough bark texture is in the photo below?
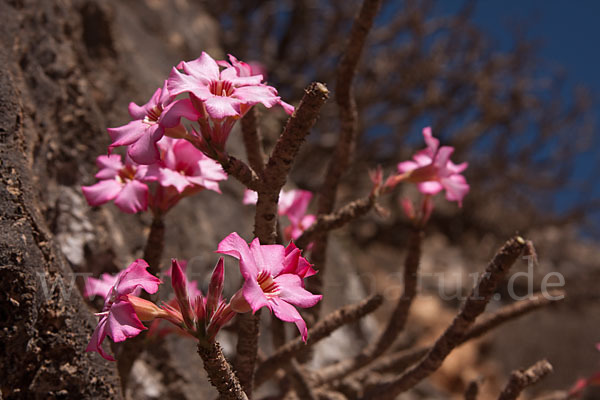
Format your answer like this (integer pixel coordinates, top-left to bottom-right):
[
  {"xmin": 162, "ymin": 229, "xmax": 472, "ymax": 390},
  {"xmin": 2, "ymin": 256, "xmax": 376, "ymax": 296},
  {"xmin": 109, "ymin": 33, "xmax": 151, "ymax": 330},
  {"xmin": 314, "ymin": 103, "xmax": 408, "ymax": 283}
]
[{"xmin": 0, "ymin": 0, "xmax": 122, "ymax": 397}]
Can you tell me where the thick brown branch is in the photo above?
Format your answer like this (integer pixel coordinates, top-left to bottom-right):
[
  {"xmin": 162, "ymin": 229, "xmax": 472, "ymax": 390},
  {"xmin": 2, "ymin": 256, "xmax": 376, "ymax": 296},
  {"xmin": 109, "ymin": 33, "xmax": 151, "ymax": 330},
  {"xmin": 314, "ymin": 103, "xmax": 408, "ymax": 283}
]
[
  {"xmin": 295, "ymin": 194, "xmax": 376, "ymax": 249},
  {"xmin": 463, "ymin": 290, "xmax": 565, "ymax": 342},
  {"xmin": 241, "ymin": 108, "xmax": 266, "ymax": 175},
  {"xmin": 310, "ymin": 0, "xmax": 382, "ymax": 326},
  {"xmin": 220, "ymin": 155, "xmax": 262, "ymax": 192},
  {"xmin": 313, "ymin": 229, "xmax": 423, "ymax": 383},
  {"xmin": 498, "ymin": 360, "xmax": 553, "ymax": 400},
  {"xmin": 143, "ymin": 214, "xmax": 165, "ymax": 276},
  {"xmin": 234, "ymin": 312, "xmax": 261, "ymax": 397},
  {"xmin": 197, "ymin": 340, "xmax": 249, "ymax": 400},
  {"xmin": 287, "ymin": 359, "xmax": 318, "ymax": 400},
  {"xmin": 255, "ymin": 82, "xmax": 329, "ymax": 244},
  {"xmin": 465, "ymin": 379, "xmax": 481, "ymax": 400},
  {"xmin": 254, "ymin": 294, "xmax": 383, "ymax": 387},
  {"xmin": 318, "ymin": 0, "xmax": 382, "ymax": 214},
  {"xmin": 361, "ymin": 236, "xmax": 527, "ymax": 399},
  {"xmin": 337, "ymin": 289, "xmax": 565, "ymax": 391}
]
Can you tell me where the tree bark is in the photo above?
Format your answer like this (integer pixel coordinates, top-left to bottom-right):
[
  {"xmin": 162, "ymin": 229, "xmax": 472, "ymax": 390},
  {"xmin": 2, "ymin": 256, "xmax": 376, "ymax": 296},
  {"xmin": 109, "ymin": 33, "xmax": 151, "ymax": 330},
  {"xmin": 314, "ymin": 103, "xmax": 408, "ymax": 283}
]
[{"xmin": 0, "ymin": 0, "xmax": 123, "ymax": 397}]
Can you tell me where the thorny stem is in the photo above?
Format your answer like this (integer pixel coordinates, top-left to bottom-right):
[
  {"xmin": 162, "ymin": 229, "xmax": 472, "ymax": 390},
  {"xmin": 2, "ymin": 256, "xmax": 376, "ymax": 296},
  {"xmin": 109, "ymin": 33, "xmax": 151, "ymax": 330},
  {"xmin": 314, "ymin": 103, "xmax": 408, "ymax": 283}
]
[
  {"xmin": 255, "ymin": 82, "xmax": 329, "ymax": 244},
  {"xmin": 241, "ymin": 108, "xmax": 266, "ymax": 175},
  {"xmin": 197, "ymin": 339, "xmax": 249, "ymax": 400},
  {"xmin": 219, "ymin": 154, "xmax": 262, "ymax": 192},
  {"xmin": 295, "ymin": 194, "xmax": 377, "ymax": 250},
  {"xmin": 254, "ymin": 294, "xmax": 383, "ymax": 387},
  {"xmin": 234, "ymin": 81, "xmax": 329, "ymax": 398},
  {"xmin": 308, "ymin": 0, "xmax": 383, "ymax": 325},
  {"xmin": 333, "ymin": 289, "xmax": 565, "ymax": 392},
  {"xmin": 143, "ymin": 214, "xmax": 165, "ymax": 276},
  {"xmin": 464, "ymin": 379, "xmax": 481, "ymax": 400},
  {"xmin": 498, "ymin": 360, "xmax": 553, "ymax": 400},
  {"xmin": 314, "ymin": 228, "xmax": 423, "ymax": 384},
  {"xmin": 234, "ymin": 312, "xmax": 261, "ymax": 398},
  {"xmin": 360, "ymin": 236, "xmax": 528, "ymax": 399}
]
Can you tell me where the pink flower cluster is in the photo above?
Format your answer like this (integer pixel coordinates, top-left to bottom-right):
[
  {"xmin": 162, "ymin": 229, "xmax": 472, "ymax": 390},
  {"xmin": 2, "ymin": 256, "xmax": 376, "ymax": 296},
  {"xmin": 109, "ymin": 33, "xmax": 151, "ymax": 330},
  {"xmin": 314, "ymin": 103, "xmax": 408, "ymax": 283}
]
[
  {"xmin": 82, "ymin": 137, "xmax": 227, "ymax": 214},
  {"xmin": 388, "ymin": 127, "xmax": 470, "ymax": 207},
  {"xmin": 244, "ymin": 189, "xmax": 316, "ymax": 243},
  {"xmin": 86, "ymin": 233, "xmax": 321, "ymax": 360},
  {"xmin": 108, "ymin": 52, "xmax": 293, "ymax": 164}
]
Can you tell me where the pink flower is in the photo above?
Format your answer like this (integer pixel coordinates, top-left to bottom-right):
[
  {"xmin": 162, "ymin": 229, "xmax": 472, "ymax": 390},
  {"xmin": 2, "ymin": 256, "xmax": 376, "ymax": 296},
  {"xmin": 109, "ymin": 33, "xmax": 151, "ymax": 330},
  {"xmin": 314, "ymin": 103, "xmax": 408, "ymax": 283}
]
[
  {"xmin": 145, "ymin": 137, "xmax": 227, "ymax": 194},
  {"xmin": 86, "ymin": 260, "xmax": 161, "ymax": 361},
  {"xmin": 83, "ymin": 273, "xmax": 119, "ymax": 300},
  {"xmin": 82, "ymin": 154, "xmax": 149, "ymax": 214},
  {"xmin": 278, "ymin": 190, "xmax": 313, "ymax": 226},
  {"xmin": 217, "ymin": 232, "xmax": 322, "ymax": 341},
  {"xmin": 395, "ymin": 127, "xmax": 469, "ymax": 206},
  {"xmin": 168, "ymin": 53, "xmax": 293, "ymax": 120},
  {"xmin": 108, "ymin": 81, "xmax": 199, "ymax": 164}
]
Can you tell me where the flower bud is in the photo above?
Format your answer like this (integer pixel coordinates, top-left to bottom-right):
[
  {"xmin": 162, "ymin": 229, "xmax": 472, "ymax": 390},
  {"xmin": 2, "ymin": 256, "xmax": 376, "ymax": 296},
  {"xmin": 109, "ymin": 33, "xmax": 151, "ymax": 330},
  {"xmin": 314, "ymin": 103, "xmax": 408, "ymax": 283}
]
[
  {"xmin": 170, "ymin": 259, "xmax": 194, "ymax": 329},
  {"xmin": 206, "ymin": 258, "xmax": 224, "ymax": 319},
  {"xmin": 126, "ymin": 294, "xmax": 169, "ymax": 321},
  {"xmin": 229, "ymin": 289, "xmax": 251, "ymax": 313}
]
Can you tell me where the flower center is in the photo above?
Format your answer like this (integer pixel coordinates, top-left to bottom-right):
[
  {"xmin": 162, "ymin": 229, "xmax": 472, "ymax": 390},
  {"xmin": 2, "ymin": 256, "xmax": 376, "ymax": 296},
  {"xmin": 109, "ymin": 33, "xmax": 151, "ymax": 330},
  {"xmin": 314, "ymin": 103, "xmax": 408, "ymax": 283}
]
[
  {"xmin": 117, "ymin": 165, "xmax": 137, "ymax": 183},
  {"xmin": 143, "ymin": 105, "xmax": 163, "ymax": 124},
  {"xmin": 209, "ymin": 80, "xmax": 234, "ymax": 97},
  {"xmin": 256, "ymin": 270, "xmax": 280, "ymax": 297}
]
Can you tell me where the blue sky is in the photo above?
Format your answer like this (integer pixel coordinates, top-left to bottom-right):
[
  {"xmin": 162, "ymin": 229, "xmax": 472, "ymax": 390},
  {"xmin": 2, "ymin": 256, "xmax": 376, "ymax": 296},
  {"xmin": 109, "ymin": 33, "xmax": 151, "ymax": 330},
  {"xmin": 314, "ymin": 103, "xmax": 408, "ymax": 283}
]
[{"xmin": 435, "ymin": 1, "xmax": 599, "ymax": 228}]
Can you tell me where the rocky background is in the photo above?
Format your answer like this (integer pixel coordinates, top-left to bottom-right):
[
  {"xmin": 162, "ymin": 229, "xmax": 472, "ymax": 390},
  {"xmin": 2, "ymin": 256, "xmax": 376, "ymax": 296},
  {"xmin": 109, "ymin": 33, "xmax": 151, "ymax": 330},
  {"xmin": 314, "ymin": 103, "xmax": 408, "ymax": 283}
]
[{"xmin": 0, "ymin": 0, "xmax": 598, "ymax": 399}]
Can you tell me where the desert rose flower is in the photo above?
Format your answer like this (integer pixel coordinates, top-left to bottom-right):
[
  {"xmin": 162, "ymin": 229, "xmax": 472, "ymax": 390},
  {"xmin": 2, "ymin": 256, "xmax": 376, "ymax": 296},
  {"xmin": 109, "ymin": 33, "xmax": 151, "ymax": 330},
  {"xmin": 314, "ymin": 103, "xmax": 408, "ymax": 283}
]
[
  {"xmin": 108, "ymin": 81, "xmax": 199, "ymax": 164},
  {"xmin": 168, "ymin": 53, "xmax": 293, "ymax": 153},
  {"xmin": 86, "ymin": 260, "xmax": 162, "ymax": 361},
  {"xmin": 391, "ymin": 127, "xmax": 469, "ymax": 206},
  {"xmin": 145, "ymin": 137, "xmax": 227, "ymax": 195},
  {"xmin": 82, "ymin": 154, "xmax": 149, "ymax": 214},
  {"xmin": 217, "ymin": 232, "xmax": 322, "ymax": 341}
]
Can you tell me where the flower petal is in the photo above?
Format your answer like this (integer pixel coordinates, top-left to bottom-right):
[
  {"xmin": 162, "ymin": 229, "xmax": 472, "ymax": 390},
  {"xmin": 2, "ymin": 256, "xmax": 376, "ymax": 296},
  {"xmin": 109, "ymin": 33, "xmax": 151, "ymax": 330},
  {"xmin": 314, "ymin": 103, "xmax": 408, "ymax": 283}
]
[
  {"xmin": 167, "ymin": 67, "xmax": 212, "ymax": 99},
  {"xmin": 249, "ymin": 239, "xmax": 286, "ymax": 276},
  {"xmin": 397, "ymin": 160, "xmax": 419, "ymax": 174},
  {"xmin": 84, "ymin": 273, "xmax": 119, "ymax": 300},
  {"xmin": 183, "ymin": 52, "xmax": 220, "ymax": 81},
  {"xmin": 243, "ymin": 189, "xmax": 258, "ymax": 205},
  {"xmin": 95, "ymin": 155, "xmax": 123, "ymax": 180},
  {"xmin": 441, "ymin": 174, "xmax": 470, "ymax": 207},
  {"xmin": 269, "ymin": 297, "xmax": 308, "ymax": 342},
  {"xmin": 417, "ymin": 181, "xmax": 444, "ymax": 195},
  {"xmin": 422, "ymin": 126, "xmax": 439, "ymax": 154},
  {"xmin": 242, "ymin": 278, "xmax": 270, "ymax": 313},
  {"xmin": 204, "ymin": 96, "xmax": 242, "ymax": 119},
  {"xmin": 107, "ymin": 120, "xmax": 146, "ymax": 148},
  {"xmin": 157, "ymin": 168, "xmax": 191, "ymax": 193},
  {"xmin": 160, "ymin": 98, "xmax": 199, "ymax": 128},
  {"xmin": 106, "ymin": 300, "xmax": 147, "ymax": 342},
  {"xmin": 278, "ymin": 189, "xmax": 312, "ymax": 225},
  {"xmin": 82, "ymin": 180, "xmax": 123, "ymax": 207},
  {"xmin": 114, "ymin": 259, "xmax": 162, "ymax": 295},
  {"xmin": 86, "ymin": 315, "xmax": 114, "ymax": 361},
  {"xmin": 274, "ymin": 274, "xmax": 322, "ymax": 308},
  {"xmin": 217, "ymin": 232, "xmax": 259, "ymax": 279},
  {"xmin": 113, "ymin": 180, "xmax": 148, "ymax": 213},
  {"xmin": 127, "ymin": 124, "xmax": 163, "ymax": 165},
  {"xmin": 233, "ymin": 85, "xmax": 279, "ymax": 108}
]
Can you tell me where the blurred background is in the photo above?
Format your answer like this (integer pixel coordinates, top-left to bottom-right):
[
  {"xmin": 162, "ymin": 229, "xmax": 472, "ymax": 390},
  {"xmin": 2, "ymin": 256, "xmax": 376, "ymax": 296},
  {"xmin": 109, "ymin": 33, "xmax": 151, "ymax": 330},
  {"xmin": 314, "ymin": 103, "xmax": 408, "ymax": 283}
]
[{"xmin": 23, "ymin": 0, "xmax": 599, "ymax": 398}]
